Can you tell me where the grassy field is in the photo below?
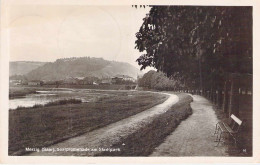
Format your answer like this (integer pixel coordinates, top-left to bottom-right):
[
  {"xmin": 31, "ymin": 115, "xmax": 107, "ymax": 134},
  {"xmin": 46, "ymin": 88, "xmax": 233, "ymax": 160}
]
[
  {"xmin": 9, "ymin": 91, "xmax": 168, "ymax": 156},
  {"xmin": 97, "ymin": 93, "xmax": 193, "ymax": 156}
]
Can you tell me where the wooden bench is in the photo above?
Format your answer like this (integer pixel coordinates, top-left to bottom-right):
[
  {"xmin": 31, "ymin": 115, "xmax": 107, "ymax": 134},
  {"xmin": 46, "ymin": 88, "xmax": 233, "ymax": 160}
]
[{"xmin": 214, "ymin": 114, "xmax": 243, "ymax": 146}]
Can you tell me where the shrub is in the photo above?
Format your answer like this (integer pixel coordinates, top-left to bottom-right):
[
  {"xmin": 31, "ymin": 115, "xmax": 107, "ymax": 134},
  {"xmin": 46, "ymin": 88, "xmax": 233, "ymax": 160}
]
[{"xmin": 138, "ymin": 70, "xmax": 179, "ymax": 90}]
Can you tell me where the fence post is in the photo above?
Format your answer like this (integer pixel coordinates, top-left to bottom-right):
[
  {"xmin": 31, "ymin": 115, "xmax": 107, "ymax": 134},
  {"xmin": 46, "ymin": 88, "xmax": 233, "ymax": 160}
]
[
  {"xmin": 216, "ymin": 89, "xmax": 222, "ymax": 107},
  {"xmin": 228, "ymin": 78, "xmax": 240, "ymax": 117},
  {"xmin": 222, "ymin": 81, "xmax": 230, "ymax": 115},
  {"xmin": 213, "ymin": 90, "xmax": 216, "ymax": 104},
  {"xmin": 210, "ymin": 88, "xmax": 213, "ymax": 101},
  {"xmin": 216, "ymin": 90, "xmax": 219, "ymax": 105}
]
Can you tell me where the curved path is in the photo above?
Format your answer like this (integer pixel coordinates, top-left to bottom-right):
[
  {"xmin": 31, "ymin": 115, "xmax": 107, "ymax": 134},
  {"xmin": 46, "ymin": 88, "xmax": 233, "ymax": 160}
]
[
  {"xmin": 150, "ymin": 95, "xmax": 228, "ymax": 156},
  {"xmin": 28, "ymin": 92, "xmax": 179, "ymax": 156}
]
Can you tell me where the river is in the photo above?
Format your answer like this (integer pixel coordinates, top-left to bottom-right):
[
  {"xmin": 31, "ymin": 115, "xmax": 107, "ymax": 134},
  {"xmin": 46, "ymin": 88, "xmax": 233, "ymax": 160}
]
[{"xmin": 9, "ymin": 88, "xmax": 120, "ymax": 110}]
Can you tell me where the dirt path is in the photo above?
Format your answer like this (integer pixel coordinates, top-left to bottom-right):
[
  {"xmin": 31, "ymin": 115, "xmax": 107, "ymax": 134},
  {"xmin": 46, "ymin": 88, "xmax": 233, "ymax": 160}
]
[
  {"xmin": 150, "ymin": 95, "xmax": 228, "ymax": 156},
  {"xmin": 28, "ymin": 92, "xmax": 179, "ymax": 156}
]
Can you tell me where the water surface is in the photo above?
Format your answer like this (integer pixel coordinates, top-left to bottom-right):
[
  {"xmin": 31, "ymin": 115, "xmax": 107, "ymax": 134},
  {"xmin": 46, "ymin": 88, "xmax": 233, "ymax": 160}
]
[{"xmin": 9, "ymin": 88, "xmax": 117, "ymax": 110}]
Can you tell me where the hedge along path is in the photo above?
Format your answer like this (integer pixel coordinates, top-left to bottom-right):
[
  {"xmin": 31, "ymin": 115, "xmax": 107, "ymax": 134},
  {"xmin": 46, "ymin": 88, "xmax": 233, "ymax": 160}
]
[
  {"xmin": 150, "ymin": 95, "xmax": 228, "ymax": 156},
  {"xmin": 28, "ymin": 92, "xmax": 179, "ymax": 156}
]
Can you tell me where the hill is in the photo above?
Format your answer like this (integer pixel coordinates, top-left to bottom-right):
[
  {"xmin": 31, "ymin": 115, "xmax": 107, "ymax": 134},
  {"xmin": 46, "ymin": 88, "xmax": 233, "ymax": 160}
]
[
  {"xmin": 9, "ymin": 61, "xmax": 47, "ymax": 76},
  {"xmin": 25, "ymin": 57, "xmax": 142, "ymax": 81}
]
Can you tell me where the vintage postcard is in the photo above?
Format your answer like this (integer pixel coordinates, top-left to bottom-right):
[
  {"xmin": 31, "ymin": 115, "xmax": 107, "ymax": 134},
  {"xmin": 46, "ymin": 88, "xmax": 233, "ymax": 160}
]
[{"xmin": 0, "ymin": 0, "xmax": 259, "ymax": 164}]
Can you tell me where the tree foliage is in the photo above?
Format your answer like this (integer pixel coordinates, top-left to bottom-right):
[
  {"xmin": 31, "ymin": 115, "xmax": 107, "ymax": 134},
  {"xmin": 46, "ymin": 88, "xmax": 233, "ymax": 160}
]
[
  {"xmin": 135, "ymin": 6, "xmax": 252, "ymax": 89},
  {"xmin": 138, "ymin": 70, "xmax": 182, "ymax": 90}
]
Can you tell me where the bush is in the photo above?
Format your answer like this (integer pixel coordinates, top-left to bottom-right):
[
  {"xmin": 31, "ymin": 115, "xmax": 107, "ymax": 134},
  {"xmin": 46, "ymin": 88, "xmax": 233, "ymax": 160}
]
[
  {"xmin": 138, "ymin": 70, "xmax": 180, "ymax": 90},
  {"xmin": 45, "ymin": 99, "xmax": 82, "ymax": 106}
]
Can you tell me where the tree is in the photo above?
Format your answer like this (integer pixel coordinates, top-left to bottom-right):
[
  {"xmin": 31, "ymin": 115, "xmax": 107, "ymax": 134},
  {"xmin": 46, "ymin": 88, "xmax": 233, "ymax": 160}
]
[
  {"xmin": 138, "ymin": 70, "xmax": 180, "ymax": 90},
  {"xmin": 135, "ymin": 6, "xmax": 252, "ymax": 90}
]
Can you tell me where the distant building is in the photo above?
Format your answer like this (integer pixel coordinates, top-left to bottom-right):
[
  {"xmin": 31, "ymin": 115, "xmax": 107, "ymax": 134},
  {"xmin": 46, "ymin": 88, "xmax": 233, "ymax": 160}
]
[
  {"xmin": 75, "ymin": 77, "xmax": 85, "ymax": 80},
  {"xmin": 21, "ymin": 80, "xmax": 28, "ymax": 85},
  {"xmin": 28, "ymin": 80, "xmax": 42, "ymax": 86},
  {"xmin": 63, "ymin": 77, "xmax": 78, "ymax": 85},
  {"xmin": 9, "ymin": 80, "xmax": 22, "ymax": 85},
  {"xmin": 81, "ymin": 77, "xmax": 99, "ymax": 85},
  {"xmin": 111, "ymin": 77, "xmax": 123, "ymax": 84},
  {"xmin": 74, "ymin": 77, "xmax": 84, "ymax": 85},
  {"xmin": 63, "ymin": 76, "xmax": 100, "ymax": 85},
  {"xmin": 112, "ymin": 75, "xmax": 135, "ymax": 84},
  {"xmin": 100, "ymin": 78, "xmax": 112, "ymax": 85},
  {"xmin": 43, "ymin": 80, "xmax": 60, "ymax": 85}
]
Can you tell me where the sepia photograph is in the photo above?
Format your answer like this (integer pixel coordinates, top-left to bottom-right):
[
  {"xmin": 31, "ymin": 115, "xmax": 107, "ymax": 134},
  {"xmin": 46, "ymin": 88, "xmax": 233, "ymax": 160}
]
[{"xmin": 0, "ymin": 0, "xmax": 259, "ymax": 163}]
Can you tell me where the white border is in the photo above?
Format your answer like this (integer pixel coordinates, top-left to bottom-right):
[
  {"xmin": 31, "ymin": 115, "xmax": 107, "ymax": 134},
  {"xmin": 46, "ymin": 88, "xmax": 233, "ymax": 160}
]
[{"xmin": 1, "ymin": 0, "xmax": 259, "ymax": 163}]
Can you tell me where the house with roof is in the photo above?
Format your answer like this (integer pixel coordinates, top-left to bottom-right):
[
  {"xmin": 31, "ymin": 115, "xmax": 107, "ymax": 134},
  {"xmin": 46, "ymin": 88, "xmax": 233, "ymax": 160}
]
[
  {"xmin": 100, "ymin": 78, "xmax": 112, "ymax": 85},
  {"xmin": 81, "ymin": 76, "xmax": 99, "ymax": 85},
  {"xmin": 112, "ymin": 74, "xmax": 135, "ymax": 84}
]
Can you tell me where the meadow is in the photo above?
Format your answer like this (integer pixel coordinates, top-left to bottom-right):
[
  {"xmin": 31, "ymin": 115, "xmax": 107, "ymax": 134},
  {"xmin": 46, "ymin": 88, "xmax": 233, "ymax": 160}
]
[{"xmin": 9, "ymin": 90, "xmax": 168, "ymax": 155}]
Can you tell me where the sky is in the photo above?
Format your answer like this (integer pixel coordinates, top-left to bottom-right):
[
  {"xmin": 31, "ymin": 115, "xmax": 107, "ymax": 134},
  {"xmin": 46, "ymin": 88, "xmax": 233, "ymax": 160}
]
[{"xmin": 7, "ymin": 5, "xmax": 153, "ymax": 70}]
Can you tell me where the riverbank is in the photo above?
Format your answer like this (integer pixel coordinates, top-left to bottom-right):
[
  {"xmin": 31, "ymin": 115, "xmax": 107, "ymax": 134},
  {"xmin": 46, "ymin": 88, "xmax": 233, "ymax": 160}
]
[
  {"xmin": 9, "ymin": 85, "xmax": 137, "ymax": 99},
  {"xmin": 10, "ymin": 84, "xmax": 136, "ymax": 94},
  {"xmin": 9, "ymin": 91, "xmax": 168, "ymax": 155},
  {"xmin": 42, "ymin": 84, "xmax": 137, "ymax": 90},
  {"xmin": 9, "ymin": 87, "xmax": 37, "ymax": 99}
]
